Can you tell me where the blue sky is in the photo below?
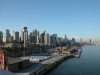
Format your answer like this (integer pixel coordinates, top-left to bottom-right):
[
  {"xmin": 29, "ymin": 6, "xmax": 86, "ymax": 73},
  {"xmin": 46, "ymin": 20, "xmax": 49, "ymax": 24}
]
[{"xmin": 0, "ymin": 0, "xmax": 100, "ymax": 41}]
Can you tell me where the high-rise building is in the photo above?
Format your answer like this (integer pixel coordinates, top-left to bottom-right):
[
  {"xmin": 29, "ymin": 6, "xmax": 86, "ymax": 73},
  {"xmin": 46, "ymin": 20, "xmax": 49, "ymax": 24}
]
[
  {"xmin": 50, "ymin": 35, "xmax": 53, "ymax": 45},
  {"xmin": 40, "ymin": 31, "xmax": 49, "ymax": 44},
  {"xmin": 32, "ymin": 29, "xmax": 39, "ymax": 44},
  {"xmin": 37, "ymin": 31, "xmax": 40, "ymax": 43},
  {"xmin": 39, "ymin": 34, "xmax": 42, "ymax": 43},
  {"xmin": 52, "ymin": 34, "xmax": 58, "ymax": 46},
  {"xmin": 3, "ymin": 29, "xmax": 11, "ymax": 42},
  {"xmin": 40, "ymin": 33, "xmax": 44, "ymax": 43},
  {"xmin": 0, "ymin": 31, "xmax": 3, "ymax": 43},
  {"xmin": 71, "ymin": 38, "xmax": 76, "ymax": 44},
  {"xmin": 29, "ymin": 32, "xmax": 33, "ymax": 43},
  {"xmin": 32, "ymin": 29, "xmax": 35, "ymax": 36},
  {"xmin": 13, "ymin": 31, "xmax": 19, "ymax": 42},
  {"xmin": 21, "ymin": 27, "xmax": 28, "ymax": 42},
  {"xmin": 9, "ymin": 36, "xmax": 13, "ymax": 43},
  {"xmin": 21, "ymin": 29, "xmax": 24, "ymax": 41},
  {"xmin": 47, "ymin": 33, "xmax": 50, "ymax": 45},
  {"xmin": 63, "ymin": 35, "xmax": 68, "ymax": 43},
  {"xmin": 44, "ymin": 31, "xmax": 47, "ymax": 44},
  {"xmin": 50, "ymin": 34, "xmax": 58, "ymax": 46},
  {"xmin": 57, "ymin": 37, "xmax": 63, "ymax": 44}
]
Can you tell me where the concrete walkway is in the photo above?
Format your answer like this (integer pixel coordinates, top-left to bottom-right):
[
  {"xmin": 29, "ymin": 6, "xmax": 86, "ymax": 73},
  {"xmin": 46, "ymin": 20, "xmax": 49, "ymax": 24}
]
[{"xmin": 15, "ymin": 55, "xmax": 65, "ymax": 75}]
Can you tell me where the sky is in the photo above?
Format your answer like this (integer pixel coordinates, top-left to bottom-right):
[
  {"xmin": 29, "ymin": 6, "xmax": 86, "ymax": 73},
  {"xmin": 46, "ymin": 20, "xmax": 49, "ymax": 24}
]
[{"xmin": 0, "ymin": 0, "xmax": 100, "ymax": 41}]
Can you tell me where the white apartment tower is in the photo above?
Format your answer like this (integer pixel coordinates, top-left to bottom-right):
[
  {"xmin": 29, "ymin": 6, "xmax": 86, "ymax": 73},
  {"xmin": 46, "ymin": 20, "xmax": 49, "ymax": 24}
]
[
  {"xmin": 3, "ymin": 29, "xmax": 11, "ymax": 42},
  {"xmin": 21, "ymin": 27, "xmax": 28, "ymax": 42}
]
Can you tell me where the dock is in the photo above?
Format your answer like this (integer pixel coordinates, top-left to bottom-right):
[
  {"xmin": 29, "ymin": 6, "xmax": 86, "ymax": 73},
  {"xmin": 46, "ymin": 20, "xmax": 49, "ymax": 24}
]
[
  {"xmin": 15, "ymin": 47, "xmax": 81, "ymax": 75},
  {"xmin": 0, "ymin": 47, "xmax": 82, "ymax": 75},
  {"xmin": 16, "ymin": 55, "xmax": 71, "ymax": 75}
]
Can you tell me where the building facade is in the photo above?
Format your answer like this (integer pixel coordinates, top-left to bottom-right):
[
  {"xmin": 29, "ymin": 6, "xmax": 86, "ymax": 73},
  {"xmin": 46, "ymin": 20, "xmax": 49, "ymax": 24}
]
[
  {"xmin": 32, "ymin": 29, "xmax": 39, "ymax": 44},
  {"xmin": 0, "ymin": 31, "xmax": 3, "ymax": 43},
  {"xmin": 21, "ymin": 27, "xmax": 28, "ymax": 42},
  {"xmin": 13, "ymin": 31, "xmax": 19, "ymax": 42},
  {"xmin": 3, "ymin": 29, "xmax": 11, "ymax": 42}
]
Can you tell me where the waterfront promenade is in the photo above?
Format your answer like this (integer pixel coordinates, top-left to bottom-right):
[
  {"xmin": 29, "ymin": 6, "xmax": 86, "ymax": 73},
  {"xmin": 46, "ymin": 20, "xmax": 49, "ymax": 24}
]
[
  {"xmin": 0, "ymin": 46, "xmax": 80, "ymax": 75},
  {"xmin": 15, "ymin": 46, "xmax": 80, "ymax": 75},
  {"xmin": 16, "ymin": 56, "xmax": 63, "ymax": 75}
]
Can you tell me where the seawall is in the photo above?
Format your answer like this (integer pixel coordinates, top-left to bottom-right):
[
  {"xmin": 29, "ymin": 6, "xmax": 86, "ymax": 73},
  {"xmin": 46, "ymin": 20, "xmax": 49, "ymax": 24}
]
[{"xmin": 30, "ymin": 55, "xmax": 72, "ymax": 75}]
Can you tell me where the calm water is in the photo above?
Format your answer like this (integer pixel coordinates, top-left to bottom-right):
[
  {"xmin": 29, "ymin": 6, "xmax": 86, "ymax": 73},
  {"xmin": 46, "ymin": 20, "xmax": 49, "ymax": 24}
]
[{"xmin": 46, "ymin": 46, "xmax": 100, "ymax": 75}]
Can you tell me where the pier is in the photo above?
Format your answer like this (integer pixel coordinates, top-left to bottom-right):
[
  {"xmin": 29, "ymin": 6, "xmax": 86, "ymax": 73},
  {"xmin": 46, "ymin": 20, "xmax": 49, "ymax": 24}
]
[
  {"xmin": 15, "ymin": 47, "xmax": 81, "ymax": 75},
  {"xmin": 0, "ymin": 46, "xmax": 82, "ymax": 75},
  {"xmin": 16, "ymin": 55, "xmax": 71, "ymax": 75}
]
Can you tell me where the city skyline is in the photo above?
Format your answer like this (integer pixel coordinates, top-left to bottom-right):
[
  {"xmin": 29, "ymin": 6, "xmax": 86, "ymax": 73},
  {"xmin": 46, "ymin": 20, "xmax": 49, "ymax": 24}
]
[
  {"xmin": 0, "ymin": 0, "xmax": 100, "ymax": 41},
  {"xmin": 0, "ymin": 27, "xmax": 98, "ymax": 43}
]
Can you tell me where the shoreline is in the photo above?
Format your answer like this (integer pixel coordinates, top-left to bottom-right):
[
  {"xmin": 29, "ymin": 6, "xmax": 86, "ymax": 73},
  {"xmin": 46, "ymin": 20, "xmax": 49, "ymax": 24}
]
[
  {"xmin": 0, "ymin": 47, "xmax": 82, "ymax": 75},
  {"xmin": 16, "ymin": 47, "xmax": 81, "ymax": 75},
  {"xmin": 31, "ymin": 55, "xmax": 73, "ymax": 75}
]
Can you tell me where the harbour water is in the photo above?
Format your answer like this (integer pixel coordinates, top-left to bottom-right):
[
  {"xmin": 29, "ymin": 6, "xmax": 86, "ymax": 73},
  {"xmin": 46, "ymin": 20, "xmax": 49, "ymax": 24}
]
[{"xmin": 46, "ymin": 46, "xmax": 100, "ymax": 75}]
